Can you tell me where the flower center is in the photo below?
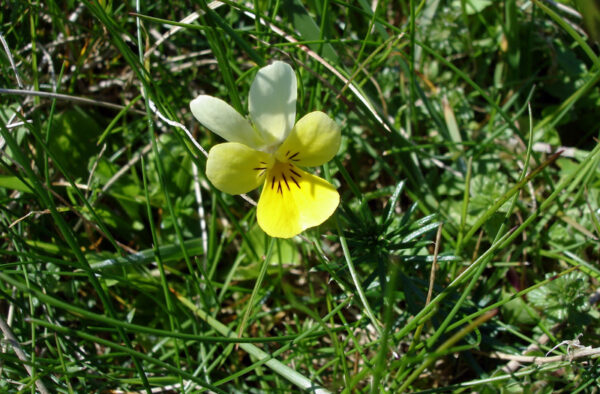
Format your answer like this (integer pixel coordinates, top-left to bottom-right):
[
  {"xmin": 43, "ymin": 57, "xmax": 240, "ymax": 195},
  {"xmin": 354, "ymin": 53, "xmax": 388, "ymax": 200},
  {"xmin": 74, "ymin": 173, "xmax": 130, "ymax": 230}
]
[
  {"xmin": 275, "ymin": 149, "xmax": 302, "ymax": 163},
  {"xmin": 268, "ymin": 160, "xmax": 302, "ymax": 196}
]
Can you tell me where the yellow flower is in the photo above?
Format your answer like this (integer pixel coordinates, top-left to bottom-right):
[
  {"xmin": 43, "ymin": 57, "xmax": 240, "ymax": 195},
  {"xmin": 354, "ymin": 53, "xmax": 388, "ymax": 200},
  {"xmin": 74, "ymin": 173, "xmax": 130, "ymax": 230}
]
[{"xmin": 190, "ymin": 61, "xmax": 341, "ymax": 238}]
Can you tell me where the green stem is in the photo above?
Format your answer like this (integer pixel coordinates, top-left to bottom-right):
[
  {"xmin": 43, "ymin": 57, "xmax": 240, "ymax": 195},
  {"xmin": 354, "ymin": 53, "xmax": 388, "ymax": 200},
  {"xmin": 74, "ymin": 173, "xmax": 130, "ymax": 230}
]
[
  {"xmin": 177, "ymin": 291, "xmax": 334, "ymax": 393},
  {"xmin": 334, "ymin": 214, "xmax": 382, "ymax": 335},
  {"xmin": 30, "ymin": 318, "xmax": 223, "ymax": 393},
  {"xmin": 398, "ymin": 310, "xmax": 497, "ymax": 392},
  {"xmin": 237, "ymin": 236, "xmax": 275, "ymax": 338}
]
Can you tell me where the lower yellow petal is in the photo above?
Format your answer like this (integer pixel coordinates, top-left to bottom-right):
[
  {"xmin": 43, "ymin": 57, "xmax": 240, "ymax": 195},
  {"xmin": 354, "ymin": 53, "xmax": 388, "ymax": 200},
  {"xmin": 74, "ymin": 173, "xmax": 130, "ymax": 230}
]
[
  {"xmin": 206, "ymin": 142, "xmax": 273, "ymax": 195},
  {"xmin": 256, "ymin": 162, "xmax": 339, "ymax": 238}
]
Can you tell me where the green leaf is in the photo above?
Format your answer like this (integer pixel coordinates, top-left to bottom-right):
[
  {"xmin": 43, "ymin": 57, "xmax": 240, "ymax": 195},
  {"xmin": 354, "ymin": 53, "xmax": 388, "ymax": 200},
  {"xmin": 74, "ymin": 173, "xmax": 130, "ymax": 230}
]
[
  {"xmin": 282, "ymin": 0, "xmax": 339, "ymax": 62},
  {"xmin": 528, "ymin": 271, "xmax": 590, "ymax": 323},
  {"xmin": 48, "ymin": 107, "xmax": 102, "ymax": 179},
  {"xmin": 501, "ymin": 291, "xmax": 537, "ymax": 325},
  {"xmin": 236, "ymin": 225, "xmax": 299, "ymax": 280},
  {"xmin": 452, "ymin": 0, "xmax": 492, "ymax": 15},
  {"xmin": 576, "ymin": 0, "xmax": 600, "ymax": 42},
  {"xmin": 0, "ymin": 174, "xmax": 33, "ymax": 193}
]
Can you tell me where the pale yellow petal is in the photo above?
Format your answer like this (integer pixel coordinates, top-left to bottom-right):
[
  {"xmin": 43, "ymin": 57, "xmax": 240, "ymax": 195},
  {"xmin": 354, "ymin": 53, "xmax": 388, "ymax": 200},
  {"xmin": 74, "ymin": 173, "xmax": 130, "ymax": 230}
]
[
  {"xmin": 275, "ymin": 111, "xmax": 341, "ymax": 167},
  {"xmin": 206, "ymin": 142, "xmax": 273, "ymax": 195},
  {"xmin": 190, "ymin": 95, "xmax": 265, "ymax": 149},
  {"xmin": 256, "ymin": 163, "xmax": 339, "ymax": 238},
  {"xmin": 249, "ymin": 61, "xmax": 297, "ymax": 145}
]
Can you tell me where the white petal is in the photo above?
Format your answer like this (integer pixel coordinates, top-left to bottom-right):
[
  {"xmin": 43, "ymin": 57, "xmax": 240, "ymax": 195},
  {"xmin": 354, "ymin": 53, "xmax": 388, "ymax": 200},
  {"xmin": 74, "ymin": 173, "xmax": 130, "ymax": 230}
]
[
  {"xmin": 249, "ymin": 61, "xmax": 297, "ymax": 146},
  {"xmin": 190, "ymin": 95, "xmax": 264, "ymax": 149}
]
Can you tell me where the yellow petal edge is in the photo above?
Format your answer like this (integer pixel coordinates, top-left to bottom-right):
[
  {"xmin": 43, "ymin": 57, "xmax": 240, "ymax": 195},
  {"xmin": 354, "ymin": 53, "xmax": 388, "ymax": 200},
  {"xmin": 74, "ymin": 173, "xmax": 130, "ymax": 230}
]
[
  {"xmin": 206, "ymin": 142, "xmax": 273, "ymax": 195},
  {"xmin": 256, "ymin": 165, "xmax": 339, "ymax": 238},
  {"xmin": 275, "ymin": 111, "xmax": 341, "ymax": 167}
]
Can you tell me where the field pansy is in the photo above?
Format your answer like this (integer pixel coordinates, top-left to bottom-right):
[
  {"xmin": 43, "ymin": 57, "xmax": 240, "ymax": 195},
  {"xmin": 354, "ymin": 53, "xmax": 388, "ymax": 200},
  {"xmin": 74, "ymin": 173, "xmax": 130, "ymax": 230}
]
[{"xmin": 190, "ymin": 61, "xmax": 341, "ymax": 238}]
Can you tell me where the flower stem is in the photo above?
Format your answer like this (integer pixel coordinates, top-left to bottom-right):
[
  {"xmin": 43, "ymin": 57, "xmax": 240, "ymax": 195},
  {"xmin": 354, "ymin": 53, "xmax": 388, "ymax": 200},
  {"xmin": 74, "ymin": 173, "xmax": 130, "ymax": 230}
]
[
  {"xmin": 176, "ymin": 287, "xmax": 334, "ymax": 393},
  {"xmin": 323, "ymin": 162, "xmax": 382, "ymax": 334},
  {"xmin": 334, "ymin": 215, "xmax": 382, "ymax": 335},
  {"xmin": 238, "ymin": 236, "xmax": 276, "ymax": 338}
]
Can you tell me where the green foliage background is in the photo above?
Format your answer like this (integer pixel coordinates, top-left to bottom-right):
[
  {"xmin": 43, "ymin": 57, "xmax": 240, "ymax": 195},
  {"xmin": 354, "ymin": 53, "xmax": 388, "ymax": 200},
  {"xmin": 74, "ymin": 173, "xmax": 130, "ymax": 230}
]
[{"xmin": 1, "ymin": 0, "xmax": 599, "ymax": 392}]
